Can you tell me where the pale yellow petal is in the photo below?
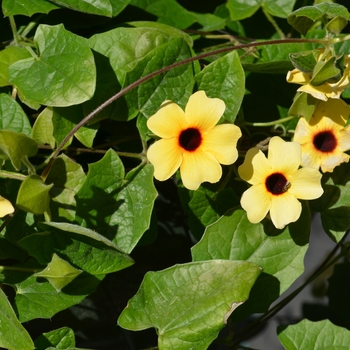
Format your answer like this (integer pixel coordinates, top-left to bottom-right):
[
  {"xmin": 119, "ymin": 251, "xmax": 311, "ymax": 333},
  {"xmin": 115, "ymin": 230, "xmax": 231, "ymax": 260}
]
[
  {"xmin": 288, "ymin": 167, "xmax": 323, "ymax": 199},
  {"xmin": 300, "ymin": 145, "xmax": 322, "ymax": 169},
  {"xmin": 185, "ymin": 91, "xmax": 226, "ymax": 130},
  {"xmin": 180, "ymin": 150, "xmax": 222, "ymax": 190},
  {"xmin": 147, "ymin": 101, "xmax": 186, "ymax": 138},
  {"xmin": 294, "ymin": 118, "xmax": 313, "ymax": 144},
  {"xmin": 240, "ymin": 184, "xmax": 271, "ymax": 224},
  {"xmin": 338, "ymin": 128, "xmax": 350, "ymax": 151},
  {"xmin": 320, "ymin": 152, "xmax": 350, "ymax": 173},
  {"xmin": 311, "ymin": 99, "xmax": 349, "ymax": 127},
  {"xmin": 286, "ymin": 69, "xmax": 310, "ymax": 84},
  {"xmin": 268, "ymin": 136, "xmax": 301, "ymax": 173},
  {"xmin": 238, "ymin": 147, "xmax": 271, "ymax": 185},
  {"xmin": 0, "ymin": 196, "xmax": 14, "ymax": 217},
  {"xmin": 147, "ymin": 138, "xmax": 182, "ymax": 181},
  {"xmin": 270, "ymin": 193, "xmax": 302, "ymax": 229},
  {"xmin": 201, "ymin": 124, "xmax": 242, "ymax": 164},
  {"xmin": 297, "ymin": 85, "xmax": 328, "ymax": 101}
]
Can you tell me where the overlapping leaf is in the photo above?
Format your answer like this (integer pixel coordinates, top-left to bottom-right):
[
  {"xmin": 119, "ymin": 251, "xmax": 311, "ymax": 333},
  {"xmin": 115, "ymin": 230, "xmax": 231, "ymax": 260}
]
[
  {"xmin": 76, "ymin": 150, "xmax": 157, "ymax": 253},
  {"xmin": 192, "ymin": 207, "xmax": 310, "ymax": 319},
  {"xmin": 195, "ymin": 51, "xmax": 245, "ymax": 122},
  {"xmin": 9, "ymin": 24, "xmax": 96, "ymax": 107}
]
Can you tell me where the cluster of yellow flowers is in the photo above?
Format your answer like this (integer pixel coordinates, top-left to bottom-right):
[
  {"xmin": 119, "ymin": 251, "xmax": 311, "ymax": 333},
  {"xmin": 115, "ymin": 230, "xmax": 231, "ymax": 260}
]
[{"xmin": 147, "ymin": 50, "xmax": 350, "ymax": 230}]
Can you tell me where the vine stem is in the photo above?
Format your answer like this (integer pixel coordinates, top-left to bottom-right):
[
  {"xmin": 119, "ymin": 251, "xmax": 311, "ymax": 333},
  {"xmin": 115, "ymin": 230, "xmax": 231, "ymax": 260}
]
[
  {"xmin": 262, "ymin": 7, "xmax": 285, "ymax": 39},
  {"xmin": 244, "ymin": 115, "xmax": 298, "ymax": 127},
  {"xmin": 229, "ymin": 229, "xmax": 350, "ymax": 348},
  {"xmin": 41, "ymin": 37, "xmax": 328, "ymax": 178},
  {"xmin": 9, "ymin": 16, "xmax": 20, "ymax": 45}
]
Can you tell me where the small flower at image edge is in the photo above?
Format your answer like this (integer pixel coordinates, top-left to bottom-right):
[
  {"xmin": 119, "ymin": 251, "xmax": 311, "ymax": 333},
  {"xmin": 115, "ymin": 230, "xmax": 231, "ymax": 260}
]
[
  {"xmin": 293, "ymin": 98, "xmax": 350, "ymax": 172},
  {"xmin": 0, "ymin": 196, "xmax": 14, "ymax": 217},
  {"xmin": 146, "ymin": 91, "xmax": 242, "ymax": 190},
  {"xmin": 286, "ymin": 54, "xmax": 350, "ymax": 101},
  {"xmin": 238, "ymin": 136, "xmax": 323, "ymax": 229}
]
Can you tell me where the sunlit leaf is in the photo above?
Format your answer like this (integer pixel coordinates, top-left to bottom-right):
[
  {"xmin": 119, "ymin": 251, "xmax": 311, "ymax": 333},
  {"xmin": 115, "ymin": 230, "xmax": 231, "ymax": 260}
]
[
  {"xmin": 278, "ymin": 319, "xmax": 350, "ymax": 349},
  {"xmin": 16, "ymin": 175, "xmax": 53, "ymax": 214},
  {"xmin": 34, "ymin": 253, "xmax": 82, "ymax": 291},
  {"xmin": 9, "ymin": 24, "xmax": 96, "ymax": 107},
  {"xmin": 0, "ymin": 288, "xmax": 34, "ymax": 350},
  {"xmin": 118, "ymin": 260, "xmax": 261, "ymax": 350}
]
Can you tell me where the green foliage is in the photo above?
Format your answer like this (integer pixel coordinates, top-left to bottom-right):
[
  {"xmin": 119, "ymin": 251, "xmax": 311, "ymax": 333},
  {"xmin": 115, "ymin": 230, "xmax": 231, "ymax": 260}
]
[
  {"xmin": 278, "ymin": 319, "xmax": 350, "ymax": 349},
  {"xmin": 0, "ymin": 0, "xmax": 350, "ymax": 349}
]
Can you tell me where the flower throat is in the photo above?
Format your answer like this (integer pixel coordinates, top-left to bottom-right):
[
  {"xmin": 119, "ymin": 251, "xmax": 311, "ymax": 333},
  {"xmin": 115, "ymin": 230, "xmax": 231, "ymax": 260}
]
[
  {"xmin": 179, "ymin": 128, "xmax": 202, "ymax": 151},
  {"xmin": 313, "ymin": 131, "xmax": 337, "ymax": 152}
]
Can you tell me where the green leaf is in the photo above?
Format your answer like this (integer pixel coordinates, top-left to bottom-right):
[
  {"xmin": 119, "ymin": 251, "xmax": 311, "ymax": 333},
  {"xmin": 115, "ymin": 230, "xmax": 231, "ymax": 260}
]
[
  {"xmin": 50, "ymin": 0, "xmax": 113, "ymax": 17},
  {"xmin": 289, "ymin": 50, "xmax": 318, "ymax": 73},
  {"xmin": 278, "ymin": 319, "xmax": 350, "ymax": 350},
  {"xmin": 0, "ymin": 236, "xmax": 27, "ymax": 260},
  {"xmin": 2, "ymin": 0, "xmax": 60, "ymax": 16},
  {"xmin": 288, "ymin": 3, "xmax": 350, "ymax": 36},
  {"xmin": 19, "ymin": 222, "xmax": 134, "ymax": 274},
  {"xmin": 184, "ymin": 186, "xmax": 239, "ymax": 240},
  {"xmin": 0, "ymin": 47, "xmax": 31, "ymax": 86},
  {"xmin": 311, "ymin": 162, "xmax": 350, "ymax": 242},
  {"xmin": 128, "ymin": 21, "xmax": 193, "ymax": 47},
  {"xmin": 32, "ymin": 107, "xmax": 56, "ymax": 148},
  {"xmin": 0, "ymin": 93, "xmax": 32, "ymax": 136},
  {"xmin": 195, "ymin": 51, "xmax": 245, "ymax": 123},
  {"xmin": 16, "ymin": 175, "xmax": 53, "ymax": 214},
  {"xmin": 52, "ymin": 105, "xmax": 98, "ymax": 148},
  {"xmin": 34, "ymin": 327, "xmax": 75, "ymax": 350},
  {"xmin": 288, "ymin": 92, "xmax": 320, "ymax": 122},
  {"xmin": 123, "ymin": 37, "xmax": 195, "ymax": 120},
  {"xmin": 226, "ymin": 0, "xmax": 261, "ymax": 21},
  {"xmin": 0, "ymin": 288, "xmax": 34, "ymax": 350},
  {"xmin": 88, "ymin": 26, "xmax": 194, "ymax": 121},
  {"xmin": 192, "ymin": 207, "xmax": 310, "ymax": 319},
  {"xmin": 13, "ymin": 268, "xmax": 104, "ymax": 322},
  {"xmin": 118, "ymin": 260, "xmax": 261, "ymax": 350},
  {"xmin": 130, "ymin": 0, "xmax": 196, "ymax": 29},
  {"xmin": 326, "ymin": 15, "xmax": 349, "ymax": 35},
  {"xmin": 45, "ymin": 154, "xmax": 86, "ymax": 222},
  {"xmin": 227, "ymin": 0, "xmax": 296, "ymax": 20},
  {"xmin": 76, "ymin": 151, "xmax": 157, "ymax": 253},
  {"xmin": 9, "ymin": 24, "xmax": 96, "ymax": 107},
  {"xmin": 310, "ymin": 56, "xmax": 341, "ymax": 86},
  {"xmin": 0, "ymin": 130, "xmax": 38, "ymax": 170},
  {"xmin": 34, "ymin": 253, "xmax": 82, "ymax": 291},
  {"xmin": 193, "ymin": 13, "xmax": 227, "ymax": 32}
]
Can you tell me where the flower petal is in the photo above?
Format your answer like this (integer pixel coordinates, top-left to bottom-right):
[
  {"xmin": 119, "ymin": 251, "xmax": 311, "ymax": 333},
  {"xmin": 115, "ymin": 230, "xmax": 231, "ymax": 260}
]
[
  {"xmin": 293, "ymin": 117, "xmax": 313, "ymax": 144},
  {"xmin": 240, "ymin": 184, "xmax": 271, "ymax": 224},
  {"xmin": 286, "ymin": 69, "xmax": 310, "ymax": 84},
  {"xmin": 180, "ymin": 150, "xmax": 222, "ymax": 190},
  {"xmin": 297, "ymin": 85, "xmax": 329, "ymax": 101},
  {"xmin": 185, "ymin": 91, "xmax": 226, "ymax": 130},
  {"xmin": 201, "ymin": 124, "xmax": 241, "ymax": 164},
  {"xmin": 147, "ymin": 138, "xmax": 182, "ymax": 181},
  {"xmin": 270, "ymin": 193, "xmax": 302, "ymax": 229},
  {"xmin": 147, "ymin": 101, "xmax": 186, "ymax": 138},
  {"xmin": 0, "ymin": 196, "xmax": 14, "ymax": 217},
  {"xmin": 289, "ymin": 167, "xmax": 323, "ymax": 199},
  {"xmin": 320, "ymin": 152, "xmax": 350, "ymax": 173},
  {"xmin": 238, "ymin": 147, "xmax": 271, "ymax": 185},
  {"xmin": 311, "ymin": 99, "xmax": 350, "ymax": 127},
  {"xmin": 268, "ymin": 136, "xmax": 301, "ymax": 173}
]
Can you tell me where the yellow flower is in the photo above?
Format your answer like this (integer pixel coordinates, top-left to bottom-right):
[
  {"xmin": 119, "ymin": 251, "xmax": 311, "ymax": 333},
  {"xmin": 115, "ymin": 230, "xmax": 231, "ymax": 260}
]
[
  {"xmin": 0, "ymin": 196, "xmax": 14, "ymax": 217},
  {"xmin": 238, "ymin": 136, "xmax": 323, "ymax": 229},
  {"xmin": 293, "ymin": 98, "xmax": 350, "ymax": 172},
  {"xmin": 147, "ymin": 91, "xmax": 242, "ymax": 190},
  {"xmin": 286, "ymin": 54, "xmax": 350, "ymax": 101}
]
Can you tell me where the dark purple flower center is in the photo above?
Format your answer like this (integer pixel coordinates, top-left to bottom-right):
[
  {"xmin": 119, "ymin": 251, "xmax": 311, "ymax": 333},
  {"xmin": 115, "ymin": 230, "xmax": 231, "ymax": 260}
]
[
  {"xmin": 266, "ymin": 173, "xmax": 290, "ymax": 195},
  {"xmin": 179, "ymin": 128, "xmax": 202, "ymax": 151},
  {"xmin": 313, "ymin": 131, "xmax": 337, "ymax": 153}
]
